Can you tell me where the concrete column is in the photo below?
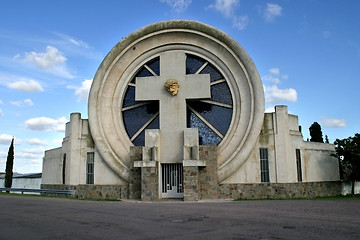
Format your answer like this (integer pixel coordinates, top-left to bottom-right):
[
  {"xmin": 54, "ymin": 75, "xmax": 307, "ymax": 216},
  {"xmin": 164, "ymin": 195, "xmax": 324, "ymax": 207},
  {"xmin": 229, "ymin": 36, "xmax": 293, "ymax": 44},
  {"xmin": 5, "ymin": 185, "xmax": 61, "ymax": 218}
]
[
  {"xmin": 67, "ymin": 113, "xmax": 83, "ymax": 184},
  {"xmin": 273, "ymin": 106, "xmax": 297, "ymax": 182},
  {"xmin": 133, "ymin": 129, "xmax": 160, "ymax": 201},
  {"xmin": 129, "ymin": 146, "xmax": 142, "ymax": 199}
]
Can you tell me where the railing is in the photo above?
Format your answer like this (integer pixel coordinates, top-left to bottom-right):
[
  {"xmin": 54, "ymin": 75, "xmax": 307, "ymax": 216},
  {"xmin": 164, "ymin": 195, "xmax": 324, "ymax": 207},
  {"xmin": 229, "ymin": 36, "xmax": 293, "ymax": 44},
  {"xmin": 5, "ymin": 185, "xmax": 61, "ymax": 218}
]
[{"xmin": 0, "ymin": 188, "xmax": 75, "ymax": 195}]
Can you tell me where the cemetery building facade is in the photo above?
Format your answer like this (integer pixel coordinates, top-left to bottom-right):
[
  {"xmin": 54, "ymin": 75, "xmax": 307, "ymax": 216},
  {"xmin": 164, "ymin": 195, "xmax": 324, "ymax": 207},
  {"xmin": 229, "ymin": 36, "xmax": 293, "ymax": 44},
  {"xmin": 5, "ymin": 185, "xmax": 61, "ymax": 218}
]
[{"xmin": 42, "ymin": 21, "xmax": 340, "ymax": 200}]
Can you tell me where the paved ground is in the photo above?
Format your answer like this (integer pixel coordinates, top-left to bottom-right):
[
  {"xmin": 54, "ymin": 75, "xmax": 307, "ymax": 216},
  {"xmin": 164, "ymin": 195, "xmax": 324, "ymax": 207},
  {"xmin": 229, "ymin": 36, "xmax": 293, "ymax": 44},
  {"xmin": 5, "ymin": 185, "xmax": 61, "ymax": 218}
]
[{"xmin": 0, "ymin": 195, "xmax": 359, "ymax": 240}]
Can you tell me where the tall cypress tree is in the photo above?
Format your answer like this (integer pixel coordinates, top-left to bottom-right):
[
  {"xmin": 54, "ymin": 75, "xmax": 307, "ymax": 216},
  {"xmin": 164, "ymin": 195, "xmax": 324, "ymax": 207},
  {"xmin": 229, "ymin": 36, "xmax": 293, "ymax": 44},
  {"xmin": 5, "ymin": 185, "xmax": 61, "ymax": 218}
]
[
  {"xmin": 309, "ymin": 122, "xmax": 324, "ymax": 143},
  {"xmin": 5, "ymin": 138, "xmax": 14, "ymax": 189}
]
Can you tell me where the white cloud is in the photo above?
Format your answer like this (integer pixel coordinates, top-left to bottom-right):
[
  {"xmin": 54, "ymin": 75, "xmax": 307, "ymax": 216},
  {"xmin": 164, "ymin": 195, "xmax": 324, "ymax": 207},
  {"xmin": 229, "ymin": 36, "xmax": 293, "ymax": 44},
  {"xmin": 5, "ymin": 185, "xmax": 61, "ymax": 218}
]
[
  {"xmin": 24, "ymin": 46, "xmax": 66, "ymax": 69},
  {"xmin": 232, "ymin": 15, "xmax": 249, "ymax": 30},
  {"xmin": 10, "ymin": 98, "xmax": 34, "ymax": 107},
  {"xmin": 53, "ymin": 138, "xmax": 63, "ymax": 146},
  {"xmin": 264, "ymin": 85, "xmax": 297, "ymax": 105},
  {"xmin": 16, "ymin": 151, "xmax": 43, "ymax": 159},
  {"xmin": 13, "ymin": 148, "xmax": 45, "ymax": 163},
  {"xmin": 25, "ymin": 116, "xmax": 67, "ymax": 132},
  {"xmin": 269, "ymin": 68, "xmax": 280, "ymax": 75},
  {"xmin": 17, "ymin": 46, "xmax": 74, "ymax": 79},
  {"xmin": 22, "ymin": 147, "xmax": 45, "ymax": 154},
  {"xmin": 265, "ymin": 107, "xmax": 275, "ymax": 113},
  {"xmin": 0, "ymin": 134, "xmax": 20, "ymax": 145},
  {"xmin": 160, "ymin": 0, "xmax": 192, "ymax": 12},
  {"xmin": 209, "ymin": 0, "xmax": 249, "ymax": 30},
  {"xmin": 26, "ymin": 138, "xmax": 48, "ymax": 146},
  {"xmin": 210, "ymin": 0, "xmax": 238, "ymax": 18},
  {"xmin": 24, "ymin": 99, "xmax": 34, "ymax": 106},
  {"xmin": 263, "ymin": 67, "xmax": 297, "ymax": 105},
  {"xmin": 0, "ymin": 100, "xmax": 2, "ymax": 104},
  {"xmin": 7, "ymin": 79, "xmax": 44, "ymax": 92},
  {"xmin": 0, "ymin": 134, "xmax": 13, "ymax": 145},
  {"xmin": 10, "ymin": 101, "xmax": 22, "ymax": 107},
  {"xmin": 67, "ymin": 79, "xmax": 92, "ymax": 101},
  {"xmin": 264, "ymin": 3, "xmax": 282, "ymax": 22},
  {"xmin": 0, "ymin": 109, "xmax": 2, "ymax": 117},
  {"xmin": 49, "ymin": 32, "xmax": 101, "ymax": 60},
  {"xmin": 322, "ymin": 117, "xmax": 346, "ymax": 128},
  {"xmin": 53, "ymin": 32, "xmax": 90, "ymax": 49},
  {"xmin": 262, "ymin": 68, "xmax": 288, "ymax": 85},
  {"xmin": 263, "ymin": 75, "xmax": 281, "ymax": 85}
]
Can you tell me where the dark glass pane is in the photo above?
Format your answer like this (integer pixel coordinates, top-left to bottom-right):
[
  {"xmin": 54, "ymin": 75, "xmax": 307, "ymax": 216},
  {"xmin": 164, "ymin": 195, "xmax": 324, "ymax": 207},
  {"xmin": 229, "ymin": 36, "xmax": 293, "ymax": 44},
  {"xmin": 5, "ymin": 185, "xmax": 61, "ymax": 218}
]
[
  {"xmin": 123, "ymin": 87, "xmax": 161, "ymax": 111},
  {"xmin": 187, "ymin": 108, "xmax": 222, "ymax": 145},
  {"xmin": 200, "ymin": 63, "xmax": 223, "ymax": 82},
  {"xmin": 136, "ymin": 67, "xmax": 152, "ymax": 78},
  {"xmin": 132, "ymin": 115, "xmax": 159, "ymax": 146},
  {"xmin": 187, "ymin": 101, "xmax": 232, "ymax": 137},
  {"xmin": 123, "ymin": 56, "xmax": 160, "ymax": 146},
  {"xmin": 123, "ymin": 102, "xmax": 159, "ymax": 139},
  {"xmin": 211, "ymin": 82, "xmax": 233, "ymax": 105},
  {"xmin": 147, "ymin": 57, "xmax": 160, "ymax": 75},
  {"xmin": 186, "ymin": 55, "xmax": 206, "ymax": 74},
  {"xmin": 123, "ymin": 86, "xmax": 136, "ymax": 108}
]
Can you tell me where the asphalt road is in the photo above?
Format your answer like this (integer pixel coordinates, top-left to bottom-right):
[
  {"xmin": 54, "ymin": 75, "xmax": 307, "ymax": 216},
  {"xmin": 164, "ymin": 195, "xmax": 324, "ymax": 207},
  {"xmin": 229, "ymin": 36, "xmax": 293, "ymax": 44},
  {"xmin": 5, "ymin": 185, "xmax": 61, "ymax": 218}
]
[{"xmin": 0, "ymin": 195, "xmax": 359, "ymax": 240}]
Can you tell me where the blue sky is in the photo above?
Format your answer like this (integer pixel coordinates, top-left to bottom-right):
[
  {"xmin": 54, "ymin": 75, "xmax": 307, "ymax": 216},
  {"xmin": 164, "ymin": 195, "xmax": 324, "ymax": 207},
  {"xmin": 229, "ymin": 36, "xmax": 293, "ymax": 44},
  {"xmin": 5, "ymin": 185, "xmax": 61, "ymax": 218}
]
[{"xmin": 0, "ymin": 0, "xmax": 359, "ymax": 173}]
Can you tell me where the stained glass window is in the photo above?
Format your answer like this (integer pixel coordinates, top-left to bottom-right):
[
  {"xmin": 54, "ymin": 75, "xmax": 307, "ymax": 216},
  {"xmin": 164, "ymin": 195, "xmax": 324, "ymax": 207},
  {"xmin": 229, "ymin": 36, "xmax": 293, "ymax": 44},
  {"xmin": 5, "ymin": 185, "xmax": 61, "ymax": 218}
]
[{"xmin": 122, "ymin": 54, "xmax": 233, "ymax": 146}]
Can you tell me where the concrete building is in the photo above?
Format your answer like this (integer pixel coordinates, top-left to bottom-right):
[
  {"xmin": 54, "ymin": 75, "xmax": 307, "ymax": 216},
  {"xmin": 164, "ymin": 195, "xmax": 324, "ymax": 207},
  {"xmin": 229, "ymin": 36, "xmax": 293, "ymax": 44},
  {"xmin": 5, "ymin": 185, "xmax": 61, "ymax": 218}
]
[{"xmin": 42, "ymin": 20, "xmax": 340, "ymax": 200}]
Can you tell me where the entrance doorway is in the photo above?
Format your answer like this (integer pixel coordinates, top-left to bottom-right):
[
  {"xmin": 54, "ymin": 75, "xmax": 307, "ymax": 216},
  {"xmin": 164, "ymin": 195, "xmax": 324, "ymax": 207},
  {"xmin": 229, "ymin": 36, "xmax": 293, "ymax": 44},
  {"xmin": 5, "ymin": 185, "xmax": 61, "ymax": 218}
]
[{"xmin": 161, "ymin": 164, "xmax": 183, "ymax": 198}]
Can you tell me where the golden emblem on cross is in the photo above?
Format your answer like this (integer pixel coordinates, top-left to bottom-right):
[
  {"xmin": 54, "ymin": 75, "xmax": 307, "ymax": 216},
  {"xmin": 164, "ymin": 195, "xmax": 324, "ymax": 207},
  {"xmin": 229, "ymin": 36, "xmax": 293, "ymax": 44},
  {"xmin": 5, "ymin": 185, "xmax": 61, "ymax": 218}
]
[{"xmin": 164, "ymin": 79, "xmax": 179, "ymax": 96}]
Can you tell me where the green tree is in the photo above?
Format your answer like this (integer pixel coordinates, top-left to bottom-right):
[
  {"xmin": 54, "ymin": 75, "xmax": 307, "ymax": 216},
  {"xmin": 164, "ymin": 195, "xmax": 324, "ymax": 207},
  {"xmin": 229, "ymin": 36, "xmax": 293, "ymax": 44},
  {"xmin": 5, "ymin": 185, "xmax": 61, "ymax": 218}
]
[
  {"xmin": 4, "ymin": 138, "xmax": 14, "ymax": 190},
  {"xmin": 332, "ymin": 133, "xmax": 360, "ymax": 196},
  {"xmin": 309, "ymin": 122, "xmax": 323, "ymax": 143},
  {"xmin": 325, "ymin": 135, "xmax": 329, "ymax": 144}
]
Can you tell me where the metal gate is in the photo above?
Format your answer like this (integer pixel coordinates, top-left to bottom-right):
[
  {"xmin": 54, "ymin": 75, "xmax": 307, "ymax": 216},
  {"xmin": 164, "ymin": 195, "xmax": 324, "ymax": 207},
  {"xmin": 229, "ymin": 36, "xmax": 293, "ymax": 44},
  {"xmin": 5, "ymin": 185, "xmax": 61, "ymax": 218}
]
[{"xmin": 161, "ymin": 163, "xmax": 183, "ymax": 198}]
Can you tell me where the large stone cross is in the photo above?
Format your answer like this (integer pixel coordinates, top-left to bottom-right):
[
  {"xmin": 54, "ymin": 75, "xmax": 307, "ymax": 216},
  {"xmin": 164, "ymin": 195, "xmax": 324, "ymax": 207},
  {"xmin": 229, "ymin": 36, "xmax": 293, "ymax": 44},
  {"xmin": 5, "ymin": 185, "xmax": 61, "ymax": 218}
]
[{"xmin": 135, "ymin": 51, "xmax": 210, "ymax": 163}]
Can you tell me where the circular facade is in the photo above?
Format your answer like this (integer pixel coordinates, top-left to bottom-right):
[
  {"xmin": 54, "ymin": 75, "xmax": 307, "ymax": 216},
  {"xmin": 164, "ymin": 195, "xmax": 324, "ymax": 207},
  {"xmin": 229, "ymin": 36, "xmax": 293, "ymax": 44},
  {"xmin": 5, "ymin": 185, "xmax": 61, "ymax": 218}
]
[{"xmin": 88, "ymin": 20, "xmax": 264, "ymax": 182}]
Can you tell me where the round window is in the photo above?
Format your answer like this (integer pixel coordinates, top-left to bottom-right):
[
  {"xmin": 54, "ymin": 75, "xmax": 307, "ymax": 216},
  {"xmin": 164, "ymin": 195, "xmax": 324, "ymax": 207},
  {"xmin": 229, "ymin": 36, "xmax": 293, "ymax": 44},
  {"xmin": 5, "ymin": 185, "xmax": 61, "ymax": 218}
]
[{"xmin": 89, "ymin": 20, "xmax": 264, "ymax": 182}]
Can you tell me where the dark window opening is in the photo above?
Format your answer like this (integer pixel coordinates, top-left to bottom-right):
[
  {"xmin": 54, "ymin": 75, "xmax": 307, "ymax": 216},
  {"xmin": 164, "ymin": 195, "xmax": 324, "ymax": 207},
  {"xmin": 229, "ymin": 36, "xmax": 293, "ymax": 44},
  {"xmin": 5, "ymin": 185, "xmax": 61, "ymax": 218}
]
[
  {"xmin": 87, "ymin": 152, "xmax": 94, "ymax": 184},
  {"xmin": 260, "ymin": 148, "xmax": 270, "ymax": 183},
  {"xmin": 296, "ymin": 149, "xmax": 302, "ymax": 182}
]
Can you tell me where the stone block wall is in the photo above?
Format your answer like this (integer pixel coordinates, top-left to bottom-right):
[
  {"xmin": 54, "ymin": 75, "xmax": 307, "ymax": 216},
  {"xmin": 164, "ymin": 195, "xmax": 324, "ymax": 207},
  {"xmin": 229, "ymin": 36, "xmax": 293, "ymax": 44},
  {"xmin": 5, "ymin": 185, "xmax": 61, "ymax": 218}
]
[
  {"xmin": 41, "ymin": 184, "xmax": 129, "ymax": 200},
  {"xmin": 183, "ymin": 166, "xmax": 199, "ymax": 201},
  {"xmin": 141, "ymin": 165, "xmax": 159, "ymax": 201},
  {"xmin": 198, "ymin": 145, "xmax": 218, "ymax": 199},
  {"xmin": 218, "ymin": 181, "xmax": 342, "ymax": 200}
]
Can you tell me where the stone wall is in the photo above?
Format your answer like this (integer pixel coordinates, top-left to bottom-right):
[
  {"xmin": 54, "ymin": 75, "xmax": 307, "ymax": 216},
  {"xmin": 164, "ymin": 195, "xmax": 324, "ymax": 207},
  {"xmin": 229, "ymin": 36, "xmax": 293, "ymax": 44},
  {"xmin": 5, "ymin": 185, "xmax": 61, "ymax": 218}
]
[
  {"xmin": 41, "ymin": 184, "xmax": 129, "ymax": 200},
  {"xmin": 198, "ymin": 145, "xmax": 218, "ymax": 199},
  {"xmin": 183, "ymin": 166, "xmax": 199, "ymax": 201},
  {"xmin": 218, "ymin": 181, "xmax": 342, "ymax": 199},
  {"xmin": 141, "ymin": 165, "xmax": 159, "ymax": 201}
]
